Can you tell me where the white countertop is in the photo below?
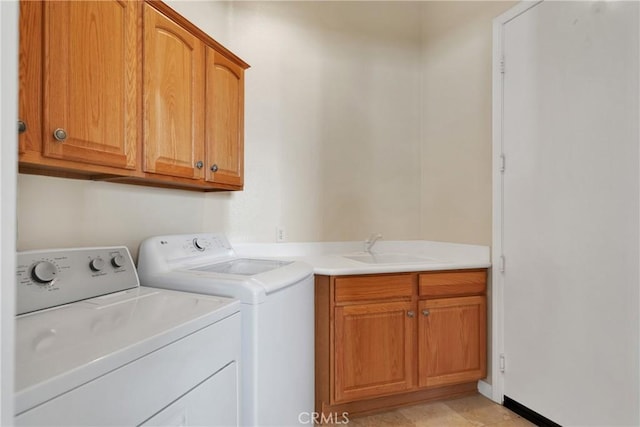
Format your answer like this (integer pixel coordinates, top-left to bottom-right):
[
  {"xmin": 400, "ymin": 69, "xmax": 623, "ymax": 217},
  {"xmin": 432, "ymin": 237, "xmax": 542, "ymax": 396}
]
[{"xmin": 232, "ymin": 240, "xmax": 490, "ymax": 276}]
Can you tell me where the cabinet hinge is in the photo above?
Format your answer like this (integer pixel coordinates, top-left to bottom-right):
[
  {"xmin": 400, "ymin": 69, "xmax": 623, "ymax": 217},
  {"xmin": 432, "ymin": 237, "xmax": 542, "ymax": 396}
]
[
  {"xmin": 499, "ymin": 354, "xmax": 506, "ymax": 373},
  {"xmin": 499, "ymin": 154, "xmax": 506, "ymax": 173},
  {"xmin": 499, "ymin": 255, "xmax": 506, "ymax": 273},
  {"xmin": 500, "ymin": 56, "xmax": 505, "ymax": 74}
]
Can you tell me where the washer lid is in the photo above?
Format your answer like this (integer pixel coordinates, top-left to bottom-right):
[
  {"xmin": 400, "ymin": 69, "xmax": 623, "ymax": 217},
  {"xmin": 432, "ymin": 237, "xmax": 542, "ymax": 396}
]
[
  {"xmin": 15, "ymin": 287, "xmax": 239, "ymax": 414},
  {"xmin": 190, "ymin": 258, "xmax": 293, "ymax": 276}
]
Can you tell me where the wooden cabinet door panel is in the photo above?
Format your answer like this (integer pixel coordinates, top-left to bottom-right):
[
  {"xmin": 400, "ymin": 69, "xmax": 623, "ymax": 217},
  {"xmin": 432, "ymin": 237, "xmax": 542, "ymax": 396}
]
[
  {"xmin": 19, "ymin": 0, "xmax": 42, "ymax": 155},
  {"xmin": 143, "ymin": 3, "xmax": 204, "ymax": 179},
  {"xmin": 43, "ymin": 0, "xmax": 137, "ymax": 169},
  {"xmin": 335, "ymin": 274, "xmax": 414, "ymax": 303},
  {"xmin": 418, "ymin": 296, "xmax": 486, "ymax": 388},
  {"xmin": 419, "ymin": 270, "xmax": 487, "ymax": 298},
  {"xmin": 334, "ymin": 301, "xmax": 415, "ymax": 403},
  {"xmin": 205, "ymin": 48, "xmax": 244, "ymax": 186}
]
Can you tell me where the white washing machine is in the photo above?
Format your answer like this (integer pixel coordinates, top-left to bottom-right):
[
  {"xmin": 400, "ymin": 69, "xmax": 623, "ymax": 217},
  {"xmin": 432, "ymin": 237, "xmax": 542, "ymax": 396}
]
[
  {"xmin": 15, "ymin": 246, "xmax": 241, "ymax": 426},
  {"xmin": 137, "ymin": 233, "xmax": 314, "ymax": 427}
]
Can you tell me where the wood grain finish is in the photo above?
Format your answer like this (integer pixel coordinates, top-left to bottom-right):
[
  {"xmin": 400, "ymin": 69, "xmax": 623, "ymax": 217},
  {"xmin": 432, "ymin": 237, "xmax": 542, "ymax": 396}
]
[
  {"xmin": 144, "ymin": 1, "xmax": 249, "ymax": 70},
  {"xmin": 418, "ymin": 296, "xmax": 487, "ymax": 388},
  {"xmin": 205, "ymin": 47, "xmax": 244, "ymax": 187},
  {"xmin": 315, "ymin": 269, "xmax": 488, "ymax": 418},
  {"xmin": 19, "ymin": 0, "xmax": 42, "ymax": 155},
  {"xmin": 419, "ymin": 270, "xmax": 487, "ymax": 298},
  {"xmin": 42, "ymin": 0, "xmax": 137, "ymax": 169},
  {"xmin": 335, "ymin": 274, "xmax": 414, "ymax": 303},
  {"xmin": 334, "ymin": 301, "xmax": 416, "ymax": 403},
  {"xmin": 19, "ymin": 0, "xmax": 249, "ymax": 191},
  {"xmin": 143, "ymin": 3, "xmax": 204, "ymax": 179}
]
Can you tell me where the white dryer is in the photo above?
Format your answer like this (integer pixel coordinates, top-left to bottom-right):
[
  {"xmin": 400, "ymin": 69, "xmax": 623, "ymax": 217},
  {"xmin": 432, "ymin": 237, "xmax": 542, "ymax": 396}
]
[
  {"xmin": 15, "ymin": 246, "xmax": 241, "ymax": 426},
  {"xmin": 137, "ymin": 233, "xmax": 314, "ymax": 427}
]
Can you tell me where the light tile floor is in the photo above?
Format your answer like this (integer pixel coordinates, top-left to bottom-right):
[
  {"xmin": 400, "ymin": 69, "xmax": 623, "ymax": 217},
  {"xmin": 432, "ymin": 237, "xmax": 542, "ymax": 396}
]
[{"xmin": 342, "ymin": 394, "xmax": 536, "ymax": 427}]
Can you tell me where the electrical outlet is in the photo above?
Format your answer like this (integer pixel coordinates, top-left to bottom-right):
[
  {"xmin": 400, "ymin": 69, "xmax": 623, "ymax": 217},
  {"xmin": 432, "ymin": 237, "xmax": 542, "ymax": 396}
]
[{"xmin": 276, "ymin": 226, "xmax": 287, "ymax": 243}]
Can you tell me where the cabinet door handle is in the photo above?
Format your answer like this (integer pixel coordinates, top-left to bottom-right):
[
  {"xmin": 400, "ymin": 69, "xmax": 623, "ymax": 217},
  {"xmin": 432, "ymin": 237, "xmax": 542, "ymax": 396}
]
[
  {"xmin": 407, "ymin": 310, "xmax": 415, "ymax": 318},
  {"xmin": 53, "ymin": 128, "xmax": 68, "ymax": 142},
  {"xmin": 210, "ymin": 164, "xmax": 219, "ymax": 172},
  {"xmin": 18, "ymin": 120, "xmax": 27, "ymax": 134},
  {"xmin": 422, "ymin": 309, "xmax": 430, "ymax": 316},
  {"xmin": 195, "ymin": 160, "xmax": 204, "ymax": 169}
]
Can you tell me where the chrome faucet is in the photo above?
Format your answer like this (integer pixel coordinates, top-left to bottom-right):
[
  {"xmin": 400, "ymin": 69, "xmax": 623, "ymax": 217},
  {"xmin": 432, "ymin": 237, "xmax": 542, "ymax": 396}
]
[{"xmin": 364, "ymin": 233, "xmax": 383, "ymax": 253}]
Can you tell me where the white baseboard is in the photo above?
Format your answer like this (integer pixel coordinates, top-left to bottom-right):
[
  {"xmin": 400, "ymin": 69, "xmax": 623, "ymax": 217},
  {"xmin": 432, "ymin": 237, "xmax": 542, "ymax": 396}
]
[{"xmin": 478, "ymin": 380, "xmax": 495, "ymax": 402}]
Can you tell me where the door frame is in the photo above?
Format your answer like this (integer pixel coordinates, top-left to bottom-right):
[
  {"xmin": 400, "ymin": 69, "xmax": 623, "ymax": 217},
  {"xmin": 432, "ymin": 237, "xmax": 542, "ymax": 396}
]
[
  {"xmin": 0, "ymin": 0, "xmax": 18, "ymax": 424},
  {"xmin": 490, "ymin": 0, "xmax": 542, "ymax": 404}
]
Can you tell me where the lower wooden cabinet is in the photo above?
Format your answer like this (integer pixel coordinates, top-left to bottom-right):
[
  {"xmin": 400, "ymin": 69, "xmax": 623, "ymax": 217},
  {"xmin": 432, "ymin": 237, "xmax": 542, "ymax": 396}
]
[
  {"xmin": 418, "ymin": 296, "xmax": 486, "ymax": 388},
  {"xmin": 315, "ymin": 269, "xmax": 487, "ymax": 418},
  {"xmin": 334, "ymin": 301, "xmax": 415, "ymax": 402}
]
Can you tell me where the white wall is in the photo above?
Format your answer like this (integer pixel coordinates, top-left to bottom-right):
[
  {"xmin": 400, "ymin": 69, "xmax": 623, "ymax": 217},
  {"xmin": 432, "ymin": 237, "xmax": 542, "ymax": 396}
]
[
  {"xmin": 17, "ymin": 1, "xmax": 424, "ymax": 256},
  {"xmin": 206, "ymin": 1, "xmax": 423, "ymax": 243},
  {"xmin": 16, "ymin": 1, "xmax": 511, "ymax": 255},
  {"xmin": 1, "ymin": 1, "xmax": 18, "ymax": 423},
  {"xmin": 420, "ymin": 1, "xmax": 514, "ymax": 246}
]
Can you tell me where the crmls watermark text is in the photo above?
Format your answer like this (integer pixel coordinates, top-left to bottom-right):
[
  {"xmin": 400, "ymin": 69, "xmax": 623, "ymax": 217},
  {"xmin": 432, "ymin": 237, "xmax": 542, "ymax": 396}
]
[{"xmin": 298, "ymin": 411, "xmax": 350, "ymax": 424}]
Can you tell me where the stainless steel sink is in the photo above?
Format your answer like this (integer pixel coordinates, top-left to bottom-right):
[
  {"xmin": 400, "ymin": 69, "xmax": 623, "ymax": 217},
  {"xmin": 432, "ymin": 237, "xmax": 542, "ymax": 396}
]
[{"xmin": 342, "ymin": 253, "xmax": 439, "ymax": 264}]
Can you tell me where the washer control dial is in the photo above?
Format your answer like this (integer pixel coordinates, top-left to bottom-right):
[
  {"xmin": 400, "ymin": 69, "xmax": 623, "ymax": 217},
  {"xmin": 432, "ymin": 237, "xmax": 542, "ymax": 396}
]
[
  {"xmin": 31, "ymin": 261, "xmax": 58, "ymax": 285},
  {"xmin": 111, "ymin": 254, "xmax": 125, "ymax": 268},
  {"xmin": 89, "ymin": 258, "xmax": 105, "ymax": 272},
  {"xmin": 193, "ymin": 238, "xmax": 206, "ymax": 251}
]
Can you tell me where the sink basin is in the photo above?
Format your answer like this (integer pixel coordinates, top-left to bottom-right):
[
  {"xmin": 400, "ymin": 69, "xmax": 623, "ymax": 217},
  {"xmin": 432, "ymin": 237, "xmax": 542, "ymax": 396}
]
[{"xmin": 343, "ymin": 253, "xmax": 439, "ymax": 265}]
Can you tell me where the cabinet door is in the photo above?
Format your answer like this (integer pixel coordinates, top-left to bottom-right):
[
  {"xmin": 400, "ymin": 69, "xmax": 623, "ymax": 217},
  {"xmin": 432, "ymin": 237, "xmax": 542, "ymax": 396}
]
[
  {"xmin": 418, "ymin": 296, "xmax": 486, "ymax": 388},
  {"xmin": 42, "ymin": 0, "xmax": 137, "ymax": 169},
  {"xmin": 205, "ymin": 48, "xmax": 244, "ymax": 187},
  {"xmin": 143, "ymin": 4, "xmax": 205, "ymax": 180},
  {"xmin": 18, "ymin": 0, "xmax": 42, "ymax": 155},
  {"xmin": 334, "ymin": 301, "xmax": 415, "ymax": 403}
]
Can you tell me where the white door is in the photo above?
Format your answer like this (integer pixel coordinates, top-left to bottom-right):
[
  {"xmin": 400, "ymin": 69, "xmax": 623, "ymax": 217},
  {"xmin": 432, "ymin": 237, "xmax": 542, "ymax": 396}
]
[{"xmin": 499, "ymin": 1, "xmax": 639, "ymax": 425}]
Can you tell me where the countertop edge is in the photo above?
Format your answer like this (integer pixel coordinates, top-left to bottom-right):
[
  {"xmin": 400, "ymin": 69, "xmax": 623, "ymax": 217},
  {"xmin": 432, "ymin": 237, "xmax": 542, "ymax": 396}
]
[{"xmin": 311, "ymin": 262, "xmax": 492, "ymax": 276}]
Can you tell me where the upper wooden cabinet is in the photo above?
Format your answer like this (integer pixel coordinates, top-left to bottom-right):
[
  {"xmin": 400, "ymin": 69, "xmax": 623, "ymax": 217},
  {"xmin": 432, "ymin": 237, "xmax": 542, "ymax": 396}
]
[
  {"xmin": 205, "ymin": 48, "xmax": 245, "ymax": 187},
  {"xmin": 19, "ymin": 0, "xmax": 138, "ymax": 174},
  {"xmin": 18, "ymin": 0, "xmax": 41, "ymax": 157},
  {"xmin": 141, "ymin": 4, "xmax": 247, "ymax": 189},
  {"xmin": 143, "ymin": 3, "xmax": 205, "ymax": 180},
  {"xmin": 18, "ymin": 0, "xmax": 249, "ymax": 191}
]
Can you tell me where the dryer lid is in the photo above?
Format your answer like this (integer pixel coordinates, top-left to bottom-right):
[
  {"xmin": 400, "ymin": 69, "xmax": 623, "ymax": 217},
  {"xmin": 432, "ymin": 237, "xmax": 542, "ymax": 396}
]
[{"xmin": 15, "ymin": 287, "xmax": 239, "ymax": 414}]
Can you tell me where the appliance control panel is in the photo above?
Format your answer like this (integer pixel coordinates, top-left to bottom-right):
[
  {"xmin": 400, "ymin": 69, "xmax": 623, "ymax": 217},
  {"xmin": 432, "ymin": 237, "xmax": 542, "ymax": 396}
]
[
  {"xmin": 16, "ymin": 247, "xmax": 139, "ymax": 315},
  {"xmin": 152, "ymin": 233, "xmax": 235, "ymax": 263}
]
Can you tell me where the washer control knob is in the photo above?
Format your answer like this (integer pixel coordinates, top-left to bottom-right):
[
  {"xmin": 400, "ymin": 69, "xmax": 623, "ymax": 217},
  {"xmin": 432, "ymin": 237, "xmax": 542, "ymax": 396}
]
[
  {"xmin": 31, "ymin": 261, "xmax": 58, "ymax": 284},
  {"xmin": 193, "ymin": 238, "xmax": 206, "ymax": 251},
  {"xmin": 111, "ymin": 254, "xmax": 126, "ymax": 268},
  {"xmin": 89, "ymin": 258, "xmax": 106, "ymax": 272}
]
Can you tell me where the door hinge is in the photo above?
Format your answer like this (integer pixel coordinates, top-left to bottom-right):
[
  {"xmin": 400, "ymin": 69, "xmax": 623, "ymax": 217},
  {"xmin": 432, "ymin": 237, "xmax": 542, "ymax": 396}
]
[
  {"xmin": 499, "ymin": 255, "xmax": 506, "ymax": 273},
  {"xmin": 500, "ymin": 56, "xmax": 505, "ymax": 74},
  {"xmin": 499, "ymin": 354, "xmax": 506, "ymax": 373},
  {"xmin": 499, "ymin": 154, "xmax": 506, "ymax": 173}
]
